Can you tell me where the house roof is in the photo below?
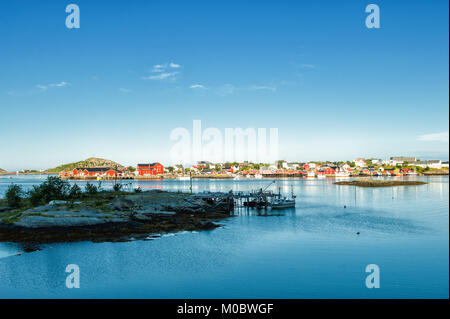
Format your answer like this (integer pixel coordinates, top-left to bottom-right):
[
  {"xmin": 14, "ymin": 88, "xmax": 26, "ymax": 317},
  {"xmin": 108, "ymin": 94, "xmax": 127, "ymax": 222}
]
[{"xmin": 137, "ymin": 162, "xmax": 161, "ymax": 168}]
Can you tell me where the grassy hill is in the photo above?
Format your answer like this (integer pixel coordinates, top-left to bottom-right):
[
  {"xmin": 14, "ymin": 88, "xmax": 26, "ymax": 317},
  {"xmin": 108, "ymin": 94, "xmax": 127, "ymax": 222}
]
[{"xmin": 47, "ymin": 157, "xmax": 125, "ymax": 173}]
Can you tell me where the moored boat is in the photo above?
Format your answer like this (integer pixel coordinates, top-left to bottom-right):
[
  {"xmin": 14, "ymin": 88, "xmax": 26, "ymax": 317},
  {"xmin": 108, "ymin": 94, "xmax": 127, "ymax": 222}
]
[
  {"xmin": 306, "ymin": 171, "xmax": 316, "ymax": 178},
  {"xmin": 335, "ymin": 172, "xmax": 350, "ymax": 178},
  {"xmin": 271, "ymin": 198, "xmax": 296, "ymax": 209}
]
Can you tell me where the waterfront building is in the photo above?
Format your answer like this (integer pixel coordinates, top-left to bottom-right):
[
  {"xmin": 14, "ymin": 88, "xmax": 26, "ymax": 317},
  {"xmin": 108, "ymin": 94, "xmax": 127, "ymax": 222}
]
[
  {"xmin": 72, "ymin": 167, "xmax": 119, "ymax": 177},
  {"xmin": 354, "ymin": 158, "xmax": 366, "ymax": 167},
  {"xmin": 136, "ymin": 163, "xmax": 164, "ymax": 176}
]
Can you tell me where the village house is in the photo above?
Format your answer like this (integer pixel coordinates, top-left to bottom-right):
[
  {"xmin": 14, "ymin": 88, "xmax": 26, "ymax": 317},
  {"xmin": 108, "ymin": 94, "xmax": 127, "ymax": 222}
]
[
  {"xmin": 413, "ymin": 160, "xmax": 443, "ymax": 169},
  {"xmin": 136, "ymin": 163, "xmax": 164, "ymax": 176},
  {"xmin": 323, "ymin": 167, "xmax": 336, "ymax": 176},
  {"xmin": 72, "ymin": 167, "xmax": 119, "ymax": 177},
  {"xmin": 173, "ymin": 164, "xmax": 184, "ymax": 172},
  {"xmin": 286, "ymin": 163, "xmax": 299, "ymax": 170},
  {"xmin": 353, "ymin": 158, "xmax": 366, "ymax": 168},
  {"xmin": 389, "ymin": 156, "xmax": 417, "ymax": 166}
]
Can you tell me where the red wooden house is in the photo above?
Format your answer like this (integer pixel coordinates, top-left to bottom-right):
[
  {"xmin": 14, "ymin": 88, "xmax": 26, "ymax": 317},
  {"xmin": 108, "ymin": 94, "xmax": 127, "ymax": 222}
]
[
  {"xmin": 72, "ymin": 167, "xmax": 119, "ymax": 177},
  {"xmin": 400, "ymin": 168, "xmax": 414, "ymax": 174},
  {"xmin": 137, "ymin": 163, "xmax": 164, "ymax": 176}
]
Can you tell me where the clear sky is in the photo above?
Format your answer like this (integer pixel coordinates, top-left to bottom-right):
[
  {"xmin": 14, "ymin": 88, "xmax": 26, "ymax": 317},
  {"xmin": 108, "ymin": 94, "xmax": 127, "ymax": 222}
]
[{"xmin": 0, "ymin": 0, "xmax": 448, "ymax": 170}]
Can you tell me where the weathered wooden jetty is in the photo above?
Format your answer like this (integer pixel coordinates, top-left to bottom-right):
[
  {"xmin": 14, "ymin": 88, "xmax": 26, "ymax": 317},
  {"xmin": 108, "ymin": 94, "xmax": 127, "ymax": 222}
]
[{"xmin": 192, "ymin": 181, "xmax": 295, "ymax": 210}]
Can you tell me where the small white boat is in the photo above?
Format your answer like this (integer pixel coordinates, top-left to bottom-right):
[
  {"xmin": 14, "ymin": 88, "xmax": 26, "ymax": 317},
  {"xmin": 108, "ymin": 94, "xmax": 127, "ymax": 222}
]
[
  {"xmin": 271, "ymin": 185, "xmax": 296, "ymax": 209},
  {"xmin": 335, "ymin": 172, "xmax": 350, "ymax": 178},
  {"xmin": 178, "ymin": 176, "xmax": 190, "ymax": 181},
  {"xmin": 306, "ymin": 171, "xmax": 316, "ymax": 178},
  {"xmin": 254, "ymin": 173, "xmax": 263, "ymax": 179},
  {"xmin": 317, "ymin": 174, "xmax": 326, "ymax": 179},
  {"xmin": 271, "ymin": 198, "xmax": 295, "ymax": 209},
  {"xmin": 233, "ymin": 175, "xmax": 241, "ymax": 180}
]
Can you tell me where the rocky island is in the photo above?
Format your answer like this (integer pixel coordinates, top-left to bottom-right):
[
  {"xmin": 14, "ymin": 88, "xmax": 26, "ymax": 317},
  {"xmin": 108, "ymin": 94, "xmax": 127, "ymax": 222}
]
[
  {"xmin": 334, "ymin": 179, "xmax": 427, "ymax": 187},
  {"xmin": 0, "ymin": 177, "xmax": 233, "ymax": 245}
]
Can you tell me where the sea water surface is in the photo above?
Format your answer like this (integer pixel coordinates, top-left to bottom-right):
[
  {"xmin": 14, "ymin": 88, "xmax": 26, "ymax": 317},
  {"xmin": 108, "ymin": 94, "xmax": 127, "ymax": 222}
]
[{"xmin": 0, "ymin": 175, "xmax": 448, "ymax": 298}]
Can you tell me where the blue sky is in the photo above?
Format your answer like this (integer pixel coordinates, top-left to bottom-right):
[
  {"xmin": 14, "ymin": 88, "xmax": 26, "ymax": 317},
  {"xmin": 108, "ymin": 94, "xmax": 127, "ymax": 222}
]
[{"xmin": 0, "ymin": 0, "xmax": 448, "ymax": 170}]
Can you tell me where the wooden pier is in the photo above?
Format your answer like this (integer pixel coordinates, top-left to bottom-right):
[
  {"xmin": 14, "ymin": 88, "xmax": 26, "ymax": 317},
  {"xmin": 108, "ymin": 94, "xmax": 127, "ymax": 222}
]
[{"xmin": 192, "ymin": 181, "xmax": 294, "ymax": 211}]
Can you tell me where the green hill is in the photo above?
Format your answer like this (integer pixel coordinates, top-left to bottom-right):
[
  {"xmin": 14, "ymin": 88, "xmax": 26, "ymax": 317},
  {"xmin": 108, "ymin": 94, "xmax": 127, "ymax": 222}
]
[{"xmin": 47, "ymin": 157, "xmax": 125, "ymax": 173}]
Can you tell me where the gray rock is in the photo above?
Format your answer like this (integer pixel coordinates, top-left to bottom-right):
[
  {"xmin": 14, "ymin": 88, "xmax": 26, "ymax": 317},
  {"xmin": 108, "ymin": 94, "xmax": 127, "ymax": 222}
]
[
  {"xmin": 14, "ymin": 215, "xmax": 125, "ymax": 228},
  {"xmin": 112, "ymin": 197, "xmax": 134, "ymax": 211},
  {"xmin": 48, "ymin": 200, "xmax": 68, "ymax": 205},
  {"xmin": 132, "ymin": 214, "xmax": 153, "ymax": 222}
]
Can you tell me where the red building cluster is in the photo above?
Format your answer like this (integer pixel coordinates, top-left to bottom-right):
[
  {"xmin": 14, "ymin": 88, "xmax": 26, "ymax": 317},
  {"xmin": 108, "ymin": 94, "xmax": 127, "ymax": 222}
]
[
  {"xmin": 73, "ymin": 167, "xmax": 119, "ymax": 177},
  {"xmin": 136, "ymin": 163, "xmax": 164, "ymax": 176}
]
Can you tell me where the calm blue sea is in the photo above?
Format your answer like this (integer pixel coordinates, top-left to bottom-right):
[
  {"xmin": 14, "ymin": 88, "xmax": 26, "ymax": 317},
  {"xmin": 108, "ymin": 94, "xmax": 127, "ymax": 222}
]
[{"xmin": 0, "ymin": 175, "xmax": 448, "ymax": 298}]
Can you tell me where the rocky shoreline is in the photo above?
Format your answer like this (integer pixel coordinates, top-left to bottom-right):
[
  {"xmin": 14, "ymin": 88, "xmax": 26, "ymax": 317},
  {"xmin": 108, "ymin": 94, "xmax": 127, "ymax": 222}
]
[{"xmin": 0, "ymin": 190, "xmax": 233, "ymax": 244}]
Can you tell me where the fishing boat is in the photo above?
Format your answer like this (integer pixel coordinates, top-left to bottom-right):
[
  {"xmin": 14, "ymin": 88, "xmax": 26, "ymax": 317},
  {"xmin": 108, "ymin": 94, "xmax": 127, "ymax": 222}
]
[
  {"xmin": 270, "ymin": 185, "xmax": 296, "ymax": 209},
  {"xmin": 271, "ymin": 197, "xmax": 296, "ymax": 209}
]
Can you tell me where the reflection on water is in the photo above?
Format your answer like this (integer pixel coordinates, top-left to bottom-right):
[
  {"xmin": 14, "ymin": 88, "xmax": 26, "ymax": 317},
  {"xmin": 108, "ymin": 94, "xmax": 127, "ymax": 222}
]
[{"xmin": 0, "ymin": 175, "xmax": 448, "ymax": 298}]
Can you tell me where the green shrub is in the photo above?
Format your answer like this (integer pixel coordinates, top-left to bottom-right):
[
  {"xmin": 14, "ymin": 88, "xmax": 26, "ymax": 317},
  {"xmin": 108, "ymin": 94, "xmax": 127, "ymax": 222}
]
[
  {"xmin": 27, "ymin": 176, "xmax": 70, "ymax": 206},
  {"xmin": 68, "ymin": 184, "xmax": 82, "ymax": 199},
  {"xmin": 85, "ymin": 183, "xmax": 98, "ymax": 195},
  {"xmin": 134, "ymin": 187, "xmax": 142, "ymax": 193},
  {"xmin": 28, "ymin": 186, "xmax": 45, "ymax": 206},
  {"xmin": 113, "ymin": 183, "xmax": 123, "ymax": 192},
  {"xmin": 5, "ymin": 184, "xmax": 23, "ymax": 208}
]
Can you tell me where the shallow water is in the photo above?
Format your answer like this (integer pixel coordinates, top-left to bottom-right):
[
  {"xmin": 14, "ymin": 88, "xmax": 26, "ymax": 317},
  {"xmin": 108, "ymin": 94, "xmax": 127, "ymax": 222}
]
[{"xmin": 0, "ymin": 175, "xmax": 448, "ymax": 298}]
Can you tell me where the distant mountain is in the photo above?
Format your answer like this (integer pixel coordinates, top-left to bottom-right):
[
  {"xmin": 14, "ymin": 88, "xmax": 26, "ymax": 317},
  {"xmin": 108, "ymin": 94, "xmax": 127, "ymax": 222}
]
[
  {"xmin": 0, "ymin": 168, "xmax": 6, "ymax": 174},
  {"xmin": 47, "ymin": 157, "xmax": 125, "ymax": 173}
]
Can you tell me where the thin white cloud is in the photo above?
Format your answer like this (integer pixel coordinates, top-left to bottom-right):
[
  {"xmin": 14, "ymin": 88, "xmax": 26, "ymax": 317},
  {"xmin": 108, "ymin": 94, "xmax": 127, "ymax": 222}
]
[
  {"xmin": 418, "ymin": 131, "xmax": 449, "ymax": 142},
  {"xmin": 190, "ymin": 84, "xmax": 206, "ymax": 89},
  {"xmin": 53, "ymin": 81, "xmax": 68, "ymax": 87},
  {"xmin": 150, "ymin": 62, "xmax": 181, "ymax": 73},
  {"xmin": 141, "ymin": 72, "xmax": 179, "ymax": 81},
  {"xmin": 249, "ymin": 85, "xmax": 277, "ymax": 92},
  {"xmin": 118, "ymin": 88, "xmax": 131, "ymax": 93},
  {"xmin": 36, "ymin": 81, "xmax": 70, "ymax": 91},
  {"xmin": 152, "ymin": 64, "xmax": 167, "ymax": 72},
  {"xmin": 144, "ymin": 62, "xmax": 182, "ymax": 80}
]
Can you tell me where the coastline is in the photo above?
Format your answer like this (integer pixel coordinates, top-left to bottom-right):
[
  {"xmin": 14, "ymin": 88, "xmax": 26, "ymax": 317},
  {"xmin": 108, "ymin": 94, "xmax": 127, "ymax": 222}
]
[{"xmin": 0, "ymin": 190, "xmax": 233, "ymax": 245}]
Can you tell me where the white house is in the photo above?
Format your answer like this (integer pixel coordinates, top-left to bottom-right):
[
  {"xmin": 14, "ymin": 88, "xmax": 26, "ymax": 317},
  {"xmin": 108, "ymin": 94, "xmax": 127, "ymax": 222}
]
[
  {"xmin": 173, "ymin": 164, "xmax": 184, "ymax": 172},
  {"xmin": 413, "ymin": 160, "xmax": 443, "ymax": 169},
  {"xmin": 287, "ymin": 163, "xmax": 299, "ymax": 170},
  {"xmin": 354, "ymin": 158, "xmax": 366, "ymax": 168},
  {"xmin": 306, "ymin": 162, "xmax": 317, "ymax": 169},
  {"xmin": 389, "ymin": 156, "xmax": 417, "ymax": 166}
]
